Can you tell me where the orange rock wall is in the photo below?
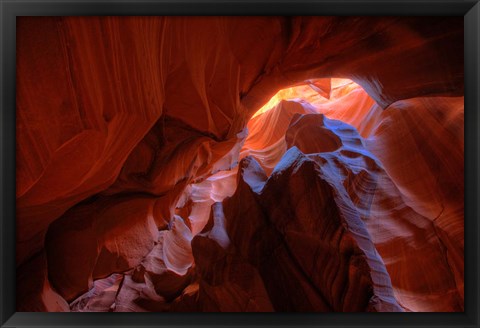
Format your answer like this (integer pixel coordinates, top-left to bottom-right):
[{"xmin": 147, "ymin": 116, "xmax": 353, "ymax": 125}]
[{"xmin": 16, "ymin": 16, "xmax": 463, "ymax": 312}]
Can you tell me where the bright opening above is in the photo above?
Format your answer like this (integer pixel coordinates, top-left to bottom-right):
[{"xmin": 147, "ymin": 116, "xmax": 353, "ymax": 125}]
[{"xmin": 252, "ymin": 78, "xmax": 360, "ymax": 118}]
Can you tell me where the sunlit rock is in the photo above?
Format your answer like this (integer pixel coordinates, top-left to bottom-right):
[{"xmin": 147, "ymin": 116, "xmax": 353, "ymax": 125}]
[{"xmin": 15, "ymin": 16, "xmax": 464, "ymax": 312}]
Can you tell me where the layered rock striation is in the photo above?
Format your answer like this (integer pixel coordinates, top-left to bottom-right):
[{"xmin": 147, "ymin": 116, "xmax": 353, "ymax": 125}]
[{"xmin": 16, "ymin": 16, "xmax": 464, "ymax": 312}]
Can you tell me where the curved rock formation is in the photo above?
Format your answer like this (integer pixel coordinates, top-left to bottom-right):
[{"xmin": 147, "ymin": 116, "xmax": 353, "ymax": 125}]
[
  {"xmin": 16, "ymin": 16, "xmax": 463, "ymax": 312},
  {"xmin": 45, "ymin": 196, "xmax": 159, "ymax": 301},
  {"xmin": 223, "ymin": 150, "xmax": 401, "ymax": 312}
]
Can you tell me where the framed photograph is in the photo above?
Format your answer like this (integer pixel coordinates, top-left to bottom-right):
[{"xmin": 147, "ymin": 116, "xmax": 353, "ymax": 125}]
[{"xmin": 1, "ymin": 0, "xmax": 479, "ymax": 327}]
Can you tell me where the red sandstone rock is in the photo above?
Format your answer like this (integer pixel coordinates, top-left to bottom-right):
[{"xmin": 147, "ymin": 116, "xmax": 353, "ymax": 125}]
[
  {"xmin": 286, "ymin": 114, "xmax": 463, "ymax": 311},
  {"xmin": 45, "ymin": 197, "xmax": 158, "ymax": 301},
  {"xmin": 134, "ymin": 216, "xmax": 194, "ymax": 301},
  {"xmin": 69, "ymin": 273, "xmax": 124, "ymax": 312},
  {"xmin": 239, "ymin": 82, "xmax": 464, "ymax": 311},
  {"xmin": 363, "ymin": 97, "xmax": 465, "ymax": 307},
  {"xmin": 223, "ymin": 150, "xmax": 401, "ymax": 312},
  {"xmin": 16, "ymin": 252, "xmax": 69, "ymax": 312},
  {"xmin": 191, "ymin": 203, "xmax": 274, "ymax": 312},
  {"xmin": 70, "ymin": 216, "xmax": 195, "ymax": 312},
  {"xmin": 15, "ymin": 16, "xmax": 464, "ymax": 312}
]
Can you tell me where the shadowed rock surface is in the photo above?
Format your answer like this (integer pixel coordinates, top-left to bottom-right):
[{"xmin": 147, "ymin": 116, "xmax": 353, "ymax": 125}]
[{"xmin": 16, "ymin": 16, "xmax": 463, "ymax": 312}]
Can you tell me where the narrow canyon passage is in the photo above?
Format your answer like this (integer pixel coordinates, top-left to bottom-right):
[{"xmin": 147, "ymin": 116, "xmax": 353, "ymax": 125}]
[{"xmin": 16, "ymin": 16, "xmax": 464, "ymax": 312}]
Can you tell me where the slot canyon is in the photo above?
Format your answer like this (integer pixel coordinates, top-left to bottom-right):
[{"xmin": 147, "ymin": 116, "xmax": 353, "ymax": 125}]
[{"xmin": 16, "ymin": 16, "xmax": 464, "ymax": 312}]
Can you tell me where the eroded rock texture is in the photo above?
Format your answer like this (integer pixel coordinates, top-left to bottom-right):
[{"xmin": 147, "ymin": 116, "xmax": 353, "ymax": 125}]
[{"xmin": 16, "ymin": 16, "xmax": 463, "ymax": 312}]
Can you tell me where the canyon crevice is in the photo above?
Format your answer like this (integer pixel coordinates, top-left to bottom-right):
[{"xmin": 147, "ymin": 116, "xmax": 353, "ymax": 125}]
[{"xmin": 16, "ymin": 16, "xmax": 463, "ymax": 312}]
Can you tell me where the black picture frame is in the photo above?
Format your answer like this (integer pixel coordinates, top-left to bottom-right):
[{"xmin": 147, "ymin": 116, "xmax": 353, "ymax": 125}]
[{"xmin": 1, "ymin": 0, "xmax": 479, "ymax": 327}]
